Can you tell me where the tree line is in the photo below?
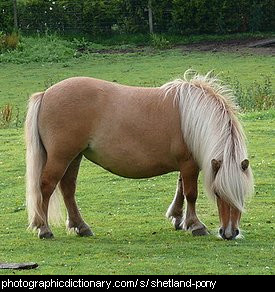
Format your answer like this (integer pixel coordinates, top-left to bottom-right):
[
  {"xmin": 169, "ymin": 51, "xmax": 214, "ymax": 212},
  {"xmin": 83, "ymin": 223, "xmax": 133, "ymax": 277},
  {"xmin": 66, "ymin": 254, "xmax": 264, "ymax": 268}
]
[{"xmin": 1, "ymin": 0, "xmax": 274, "ymax": 35}]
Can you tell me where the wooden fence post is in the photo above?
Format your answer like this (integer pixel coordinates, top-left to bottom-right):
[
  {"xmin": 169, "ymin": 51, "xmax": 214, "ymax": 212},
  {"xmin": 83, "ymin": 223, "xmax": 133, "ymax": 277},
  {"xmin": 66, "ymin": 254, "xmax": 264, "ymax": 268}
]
[
  {"xmin": 148, "ymin": 0, "xmax": 153, "ymax": 34},
  {"xmin": 13, "ymin": 0, "xmax": 18, "ymax": 31}
]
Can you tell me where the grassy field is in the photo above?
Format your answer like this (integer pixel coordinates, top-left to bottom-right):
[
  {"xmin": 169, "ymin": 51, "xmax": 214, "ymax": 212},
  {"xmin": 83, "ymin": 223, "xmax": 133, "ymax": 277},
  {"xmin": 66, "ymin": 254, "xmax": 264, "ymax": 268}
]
[{"xmin": 0, "ymin": 36, "xmax": 274, "ymax": 275}]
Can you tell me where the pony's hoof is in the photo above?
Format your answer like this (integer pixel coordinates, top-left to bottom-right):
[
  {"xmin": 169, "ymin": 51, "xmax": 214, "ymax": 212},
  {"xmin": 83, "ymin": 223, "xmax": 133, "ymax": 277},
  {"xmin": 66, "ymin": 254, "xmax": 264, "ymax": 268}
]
[
  {"xmin": 39, "ymin": 230, "xmax": 54, "ymax": 239},
  {"xmin": 192, "ymin": 227, "xmax": 209, "ymax": 236},
  {"xmin": 77, "ymin": 228, "xmax": 93, "ymax": 237},
  {"xmin": 76, "ymin": 223, "xmax": 94, "ymax": 237},
  {"xmin": 170, "ymin": 216, "xmax": 183, "ymax": 230},
  {"xmin": 38, "ymin": 226, "xmax": 54, "ymax": 239}
]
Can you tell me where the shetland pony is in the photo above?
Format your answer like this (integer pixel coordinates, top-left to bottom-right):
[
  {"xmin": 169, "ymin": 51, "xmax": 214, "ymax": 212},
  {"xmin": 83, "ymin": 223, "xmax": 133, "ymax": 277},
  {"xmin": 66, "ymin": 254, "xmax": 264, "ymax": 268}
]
[{"xmin": 25, "ymin": 71, "xmax": 254, "ymax": 240}]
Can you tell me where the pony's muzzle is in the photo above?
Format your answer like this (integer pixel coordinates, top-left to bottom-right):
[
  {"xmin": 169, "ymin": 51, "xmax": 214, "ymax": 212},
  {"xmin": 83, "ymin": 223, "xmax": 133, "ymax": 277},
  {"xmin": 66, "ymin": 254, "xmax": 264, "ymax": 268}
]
[{"xmin": 219, "ymin": 227, "xmax": 239, "ymax": 240}]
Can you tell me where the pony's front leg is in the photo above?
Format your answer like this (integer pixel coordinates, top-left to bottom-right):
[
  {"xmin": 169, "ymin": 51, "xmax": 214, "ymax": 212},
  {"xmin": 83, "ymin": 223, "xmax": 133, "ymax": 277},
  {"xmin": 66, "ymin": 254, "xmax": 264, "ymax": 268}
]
[
  {"xmin": 181, "ymin": 162, "xmax": 209, "ymax": 236},
  {"xmin": 166, "ymin": 174, "xmax": 184, "ymax": 230}
]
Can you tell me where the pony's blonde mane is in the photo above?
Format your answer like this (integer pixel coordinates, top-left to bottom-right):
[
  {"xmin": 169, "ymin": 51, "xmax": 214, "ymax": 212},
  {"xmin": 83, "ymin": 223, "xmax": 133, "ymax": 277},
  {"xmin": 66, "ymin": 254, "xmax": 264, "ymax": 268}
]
[{"xmin": 161, "ymin": 70, "xmax": 254, "ymax": 211}]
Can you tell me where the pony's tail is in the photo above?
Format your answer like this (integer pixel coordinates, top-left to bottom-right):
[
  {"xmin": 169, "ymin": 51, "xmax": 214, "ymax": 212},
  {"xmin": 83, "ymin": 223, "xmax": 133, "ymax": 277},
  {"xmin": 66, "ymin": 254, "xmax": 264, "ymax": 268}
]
[
  {"xmin": 25, "ymin": 92, "xmax": 64, "ymax": 229},
  {"xmin": 25, "ymin": 92, "xmax": 45, "ymax": 228}
]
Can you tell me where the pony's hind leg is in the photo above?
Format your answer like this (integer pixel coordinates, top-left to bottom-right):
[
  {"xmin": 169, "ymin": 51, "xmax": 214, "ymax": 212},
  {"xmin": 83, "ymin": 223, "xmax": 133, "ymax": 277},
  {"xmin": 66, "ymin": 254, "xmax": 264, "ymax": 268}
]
[
  {"xmin": 35, "ymin": 157, "xmax": 69, "ymax": 239},
  {"xmin": 166, "ymin": 174, "xmax": 185, "ymax": 230},
  {"xmin": 59, "ymin": 154, "xmax": 93, "ymax": 237}
]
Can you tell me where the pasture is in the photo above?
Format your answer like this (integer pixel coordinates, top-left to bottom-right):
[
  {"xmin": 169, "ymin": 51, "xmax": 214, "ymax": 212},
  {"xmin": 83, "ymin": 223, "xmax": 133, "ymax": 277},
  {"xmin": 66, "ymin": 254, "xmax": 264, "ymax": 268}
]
[{"xmin": 0, "ymin": 37, "xmax": 274, "ymax": 275}]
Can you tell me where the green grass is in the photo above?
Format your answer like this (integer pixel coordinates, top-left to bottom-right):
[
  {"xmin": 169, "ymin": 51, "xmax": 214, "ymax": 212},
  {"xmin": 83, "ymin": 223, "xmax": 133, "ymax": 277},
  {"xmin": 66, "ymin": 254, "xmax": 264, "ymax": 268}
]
[{"xmin": 0, "ymin": 36, "xmax": 274, "ymax": 275}]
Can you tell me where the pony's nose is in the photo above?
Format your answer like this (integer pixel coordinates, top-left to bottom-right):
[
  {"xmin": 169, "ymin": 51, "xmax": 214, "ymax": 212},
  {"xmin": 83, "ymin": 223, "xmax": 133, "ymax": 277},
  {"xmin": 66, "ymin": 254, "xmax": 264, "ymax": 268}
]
[
  {"xmin": 219, "ymin": 228, "xmax": 239, "ymax": 240},
  {"xmin": 219, "ymin": 227, "xmax": 232, "ymax": 240}
]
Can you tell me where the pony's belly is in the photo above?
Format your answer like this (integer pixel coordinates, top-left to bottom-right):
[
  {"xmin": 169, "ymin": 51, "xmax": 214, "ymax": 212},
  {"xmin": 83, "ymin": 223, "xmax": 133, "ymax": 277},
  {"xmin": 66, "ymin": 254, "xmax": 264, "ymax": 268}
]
[{"xmin": 82, "ymin": 147, "xmax": 177, "ymax": 179}]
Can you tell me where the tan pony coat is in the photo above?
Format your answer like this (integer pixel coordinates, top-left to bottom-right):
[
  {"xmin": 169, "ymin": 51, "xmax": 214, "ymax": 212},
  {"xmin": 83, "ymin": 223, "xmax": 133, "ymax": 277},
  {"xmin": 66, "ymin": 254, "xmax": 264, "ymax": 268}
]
[{"xmin": 25, "ymin": 72, "xmax": 254, "ymax": 239}]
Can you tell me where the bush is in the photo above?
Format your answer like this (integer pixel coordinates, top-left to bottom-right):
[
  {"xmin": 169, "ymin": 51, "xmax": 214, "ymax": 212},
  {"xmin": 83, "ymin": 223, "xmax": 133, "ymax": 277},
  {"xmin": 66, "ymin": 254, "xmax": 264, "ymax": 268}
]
[
  {"xmin": 228, "ymin": 75, "xmax": 274, "ymax": 111},
  {"xmin": 0, "ymin": 104, "xmax": 21, "ymax": 128},
  {"xmin": 0, "ymin": 34, "xmax": 75, "ymax": 64},
  {"xmin": 150, "ymin": 34, "xmax": 171, "ymax": 49},
  {"xmin": 0, "ymin": 32, "xmax": 20, "ymax": 52}
]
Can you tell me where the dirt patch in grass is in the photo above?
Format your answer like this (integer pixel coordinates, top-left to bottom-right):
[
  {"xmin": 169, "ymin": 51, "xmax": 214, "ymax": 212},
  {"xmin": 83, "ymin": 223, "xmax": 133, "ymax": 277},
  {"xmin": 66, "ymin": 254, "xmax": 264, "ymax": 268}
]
[
  {"xmin": 180, "ymin": 38, "xmax": 275, "ymax": 56},
  {"xmin": 77, "ymin": 46, "xmax": 146, "ymax": 55},
  {"xmin": 76, "ymin": 38, "xmax": 275, "ymax": 56}
]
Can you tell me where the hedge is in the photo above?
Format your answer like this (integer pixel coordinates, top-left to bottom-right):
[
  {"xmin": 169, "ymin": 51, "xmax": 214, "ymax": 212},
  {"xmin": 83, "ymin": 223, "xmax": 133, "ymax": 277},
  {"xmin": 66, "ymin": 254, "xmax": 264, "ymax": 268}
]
[{"xmin": 0, "ymin": 0, "xmax": 274, "ymax": 35}]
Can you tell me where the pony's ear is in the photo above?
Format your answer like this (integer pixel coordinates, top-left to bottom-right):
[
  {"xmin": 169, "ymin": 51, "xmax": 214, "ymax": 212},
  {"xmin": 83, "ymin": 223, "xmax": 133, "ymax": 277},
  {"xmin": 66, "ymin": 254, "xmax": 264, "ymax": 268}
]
[
  {"xmin": 241, "ymin": 159, "xmax": 249, "ymax": 171},
  {"xmin": 211, "ymin": 159, "xmax": 221, "ymax": 174}
]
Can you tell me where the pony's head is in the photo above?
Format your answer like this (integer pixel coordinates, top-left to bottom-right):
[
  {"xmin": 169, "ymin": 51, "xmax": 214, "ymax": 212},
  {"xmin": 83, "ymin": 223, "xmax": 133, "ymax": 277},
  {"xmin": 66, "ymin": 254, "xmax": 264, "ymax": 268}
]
[
  {"xmin": 163, "ymin": 70, "xmax": 254, "ymax": 239},
  {"xmin": 211, "ymin": 158, "xmax": 253, "ymax": 240}
]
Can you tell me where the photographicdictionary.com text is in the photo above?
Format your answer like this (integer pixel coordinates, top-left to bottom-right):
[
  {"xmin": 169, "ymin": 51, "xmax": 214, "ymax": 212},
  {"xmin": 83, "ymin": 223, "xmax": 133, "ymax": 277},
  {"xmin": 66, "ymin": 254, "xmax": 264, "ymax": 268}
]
[{"xmin": 1, "ymin": 278, "xmax": 216, "ymax": 290}]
